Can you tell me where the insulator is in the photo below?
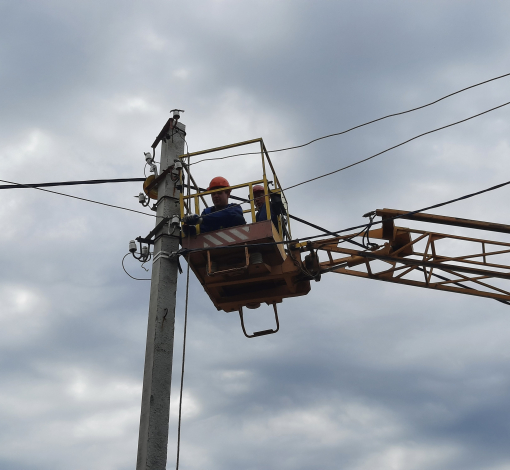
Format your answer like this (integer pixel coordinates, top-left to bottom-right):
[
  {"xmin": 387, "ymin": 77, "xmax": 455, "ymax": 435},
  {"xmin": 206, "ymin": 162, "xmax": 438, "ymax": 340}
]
[
  {"xmin": 149, "ymin": 163, "xmax": 158, "ymax": 175},
  {"xmin": 171, "ymin": 214, "xmax": 180, "ymax": 227},
  {"xmin": 138, "ymin": 192, "xmax": 147, "ymax": 204},
  {"xmin": 141, "ymin": 246, "xmax": 148, "ymax": 257},
  {"xmin": 129, "ymin": 240, "xmax": 137, "ymax": 253}
]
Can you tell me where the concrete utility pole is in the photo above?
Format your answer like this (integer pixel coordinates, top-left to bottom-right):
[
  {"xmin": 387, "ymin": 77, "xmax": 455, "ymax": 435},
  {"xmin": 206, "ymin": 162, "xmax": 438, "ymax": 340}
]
[{"xmin": 136, "ymin": 118, "xmax": 185, "ymax": 470}]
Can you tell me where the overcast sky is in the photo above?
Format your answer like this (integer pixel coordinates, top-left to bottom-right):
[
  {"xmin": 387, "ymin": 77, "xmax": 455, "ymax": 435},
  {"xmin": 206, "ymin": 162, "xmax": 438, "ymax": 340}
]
[{"xmin": 2, "ymin": 1, "xmax": 510, "ymax": 469}]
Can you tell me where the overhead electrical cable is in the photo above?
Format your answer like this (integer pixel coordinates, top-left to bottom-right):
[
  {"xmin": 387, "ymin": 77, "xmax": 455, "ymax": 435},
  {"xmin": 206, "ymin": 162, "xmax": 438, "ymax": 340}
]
[
  {"xmin": 0, "ymin": 178, "xmax": 156, "ymax": 217},
  {"xmin": 2, "ymin": 91, "xmax": 509, "ymax": 222},
  {"xmin": 189, "ymin": 71, "xmax": 510, "ymax": 166},
  {"xmin": 122, "ymin": 254, "xmax": 152, "ymax": 280},
  {"xmin": 175, "ymin": 263, "xmax": 190, "ymax": 470},
  {"xmin": 3, "ymin": 92, "xmax": 508, "ymax": 223},
  {"xmin": 181, "ymin": 177, "xmax": 510, "ymax": 254},
  {"xmin": 176, "ymin": 146, "xmax": 191, "ymax": 470},
  {"xmin": 195, "ymin": 98, "xmax": 510, "ymax": 223},
  {"xmin": 0, "ymin": 177, "xmax": 145, "ymax": 190},
  {"xmin": 283, "ymin": 99, "xmax": 510, "ymax": 191},
  {"xmin": 301, "ymin": 176, "xmax": 510, "ymax": 243}
]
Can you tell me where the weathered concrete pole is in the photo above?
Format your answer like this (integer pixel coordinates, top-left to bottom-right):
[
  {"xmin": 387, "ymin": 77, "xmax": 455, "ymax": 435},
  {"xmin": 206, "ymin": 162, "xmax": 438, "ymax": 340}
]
[{"xmin": 136, "ymin": 119, "xmax": 185, "ymax": 470}]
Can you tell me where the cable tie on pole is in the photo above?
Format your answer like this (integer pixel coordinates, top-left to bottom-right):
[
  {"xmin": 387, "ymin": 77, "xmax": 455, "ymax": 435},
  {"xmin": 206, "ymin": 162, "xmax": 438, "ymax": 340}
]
[
  {"xmin": 152, "ymin": 251, "xmax": 172, "ymax": 263},
  {"xmin": 152, "ymin": 248, "xmax": 189, "ymax": 264}
]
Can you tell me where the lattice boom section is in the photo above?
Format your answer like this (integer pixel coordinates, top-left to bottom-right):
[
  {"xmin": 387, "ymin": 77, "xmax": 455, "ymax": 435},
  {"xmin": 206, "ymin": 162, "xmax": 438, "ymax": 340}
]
[{"xmin": 312, "ymin": 227, "xmax": 510, "ymax": 303}]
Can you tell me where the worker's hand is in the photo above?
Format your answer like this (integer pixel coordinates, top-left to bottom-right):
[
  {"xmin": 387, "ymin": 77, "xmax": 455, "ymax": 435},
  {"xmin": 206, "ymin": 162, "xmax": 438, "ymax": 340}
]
[{"xmin": 183, "ymin": 214, "xmax": 202, "ymax": 225}]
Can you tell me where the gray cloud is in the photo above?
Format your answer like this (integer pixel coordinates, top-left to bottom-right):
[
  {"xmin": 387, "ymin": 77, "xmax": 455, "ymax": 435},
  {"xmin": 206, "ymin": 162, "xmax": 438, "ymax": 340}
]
[{"xmin": 1, "ymin": 1, "xmax": 510, "ymax": 469}]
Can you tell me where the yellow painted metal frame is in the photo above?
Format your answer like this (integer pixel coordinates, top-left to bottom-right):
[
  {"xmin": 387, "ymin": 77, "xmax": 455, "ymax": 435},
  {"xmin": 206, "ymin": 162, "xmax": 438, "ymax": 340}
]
[{"xmin": 178, "ymin": 138, "xmax": 292, "ymax": 239}]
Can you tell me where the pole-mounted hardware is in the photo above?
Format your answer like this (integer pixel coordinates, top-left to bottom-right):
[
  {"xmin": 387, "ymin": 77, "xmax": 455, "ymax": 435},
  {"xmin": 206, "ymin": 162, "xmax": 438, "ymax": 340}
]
[
  {"xmin": 168, "ymin": 214, "xmax": 181, "ymax": 236},
  {"xmin": 144, "ymin": 151, "xmax": 159, "ymax": 176},
  {"xmin": 128, "ymin": 239, "xmax": 152, "ymax": 263},
  {"xmin": 170, "ymin": 109, "xmax": 185, "ymax": 121}
]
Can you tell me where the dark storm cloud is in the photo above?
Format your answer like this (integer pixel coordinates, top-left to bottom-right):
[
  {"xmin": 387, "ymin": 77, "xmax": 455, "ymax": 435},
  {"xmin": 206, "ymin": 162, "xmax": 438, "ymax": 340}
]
[{"xmin": 1, "ymin": 1, "xmax": 510, "ymax": 469}]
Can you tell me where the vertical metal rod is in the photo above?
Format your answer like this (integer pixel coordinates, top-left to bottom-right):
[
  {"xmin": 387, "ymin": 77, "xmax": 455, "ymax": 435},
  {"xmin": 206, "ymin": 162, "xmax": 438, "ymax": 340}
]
[
  {"xmin": 248, "ymin": 183, "xmax": 256, "ymax": 223},
  {"xmin": 136, "ymin": 121, "xmax": 186, "ymax": 470},
  {"xmin": 260, "ymin": 141, "xmax": 271, "ymax": 224},
  {"xmin": 194, "ymin": 195, "xmax": 200, "ymax": 235}
]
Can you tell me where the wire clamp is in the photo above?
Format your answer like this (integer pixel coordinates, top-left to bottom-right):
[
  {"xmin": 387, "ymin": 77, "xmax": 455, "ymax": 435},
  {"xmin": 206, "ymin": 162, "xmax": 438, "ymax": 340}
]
[
  {"xmin": 153, "ymin": 250, "xmax": 184, "ymax": 273},
  {"xmin": 152, "ymin": 251, "xmax": 173, "ymax": 263},
  {"xmin": 153, "ymin": 248, "xmax": 186, "ymax": 263}
]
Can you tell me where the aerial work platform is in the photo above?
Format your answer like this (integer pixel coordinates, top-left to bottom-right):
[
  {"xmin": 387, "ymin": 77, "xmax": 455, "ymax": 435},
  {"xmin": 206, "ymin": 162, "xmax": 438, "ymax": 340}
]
[
  {"xmin": 178, "ymin": 138, "xmax": 311, "ymax": 336},
  {"xmin": 182, "ymin": 219, "xmax": 310, "ymax": 313}
]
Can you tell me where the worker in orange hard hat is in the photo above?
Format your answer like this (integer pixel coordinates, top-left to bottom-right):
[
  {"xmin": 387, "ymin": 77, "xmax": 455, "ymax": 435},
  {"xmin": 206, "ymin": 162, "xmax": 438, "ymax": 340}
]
[
  {"xmin": 183, "ymin": 176, "xmax": 246, "ymax": 233},
  {"xmin": 252, "ymin": 185, "xmax": 266, "ymax": 215}
]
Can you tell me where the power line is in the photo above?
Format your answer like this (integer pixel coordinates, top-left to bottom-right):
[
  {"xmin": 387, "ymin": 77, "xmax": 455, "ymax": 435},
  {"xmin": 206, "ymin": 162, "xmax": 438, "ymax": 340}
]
[
  {"xmin": 283, "ymin": 100, "xmax": 510, "ymax": 191},
  {"xmin": 182, "ymin": 176, "xmax": 510, "ymax": 254},
  {"xmin": 7, "ymin": 97, "xmax": 505, "ymax": 222},
  {"xmin": 0, "ymin": 177, "xmax": 145, "ymax": 190},
  {"xmin": 2, "ymin": 95, "xmax": 508, "ymax": 221},
  {"xmin": 122, "ymin": 253, "xmax": 151, "ymax": 280},
  {"xmin": 175, "ymin": 262, "xmax": 190, "ymax": 470},
  {"xmin": 198, "ymin": 99, "xmax": 510, "ymax": 221},
  {"xmin": 190, "ymin": 71, "xmax": 510, "ymax": 166},
  {"xmin": 0, "ymin": 178, "xmax": 156, "ymax": 217},
  {"xmin": 304, "ymin": 177, "xmax": 510, "ymax": 242}
]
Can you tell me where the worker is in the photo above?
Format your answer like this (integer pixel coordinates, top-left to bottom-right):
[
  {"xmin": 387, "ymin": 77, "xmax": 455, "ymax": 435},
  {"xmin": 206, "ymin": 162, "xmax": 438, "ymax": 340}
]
[
  {"xmin": 183, "ymin": 176, "xmax": 246, "ymax": 234},
  {"xmin": 253, "ymin": 185, "xmax": 268, "ymax": 222},
  {"xmin": 253, "ymin": 184, "xmax": 280, "ymax": 230}
]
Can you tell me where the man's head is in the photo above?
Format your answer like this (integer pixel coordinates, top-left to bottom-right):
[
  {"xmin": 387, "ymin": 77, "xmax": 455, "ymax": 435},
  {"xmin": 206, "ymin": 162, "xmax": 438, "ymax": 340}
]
[
  {"xmin": 208, "ymin": 176, "xmax": 231, "ymax": 209},
  {"xmin": 252, "ymin": 184, "xmax": 265, "ymax": 210}
]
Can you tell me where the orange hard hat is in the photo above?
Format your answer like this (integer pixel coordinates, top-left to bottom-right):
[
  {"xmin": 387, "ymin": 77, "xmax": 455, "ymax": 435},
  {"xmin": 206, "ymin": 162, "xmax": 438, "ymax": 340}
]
[
  {"xmin": 252, "ymin": 184, "xmax": 265, "ymax": 194},
  {"xmin": 208, "ymin": 176, "xmax": 230, "ymax": 191}
]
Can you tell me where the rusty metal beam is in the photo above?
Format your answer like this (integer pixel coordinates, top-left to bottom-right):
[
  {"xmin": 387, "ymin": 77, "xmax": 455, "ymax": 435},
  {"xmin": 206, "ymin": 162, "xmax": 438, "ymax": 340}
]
[
  {"xmin": 377, "ymin": 209, "xmax": 510, "ymax": 234},
  {"xmin": 330, "ymin": 267, "xmax": 510, "ymax": 302}
]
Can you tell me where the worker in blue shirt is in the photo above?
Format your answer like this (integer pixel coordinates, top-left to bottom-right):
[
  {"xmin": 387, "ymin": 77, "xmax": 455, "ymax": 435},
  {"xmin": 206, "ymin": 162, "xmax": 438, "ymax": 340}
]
[{"xmin": 183, "ymin": 176, "xmax": 246, "ymax": 234}]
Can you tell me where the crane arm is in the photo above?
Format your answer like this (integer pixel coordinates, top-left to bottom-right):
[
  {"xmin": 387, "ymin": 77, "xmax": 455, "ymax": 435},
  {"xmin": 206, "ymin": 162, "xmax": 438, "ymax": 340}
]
[{"xmin": 298, "ymin": 209, "xmax": 510, "ymax": 303}]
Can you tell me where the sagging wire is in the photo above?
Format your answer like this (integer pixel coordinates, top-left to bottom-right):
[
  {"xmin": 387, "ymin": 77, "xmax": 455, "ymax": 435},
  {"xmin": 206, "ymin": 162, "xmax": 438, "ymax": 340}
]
[
  {"xmin": 122, "ymin": 253, "xmax": 151, "ymax": 281},
  {"xmin": 192, "ymin": 96, "xmax": 510, "ymax": 228},
  {"xmin": 173, "ymin": 174, "xmax": 510, "ymax": 262},
  {"xmin": 175, "ymin": 260, "xmax": 190, "ymax": 470},
  {"xmin": 0, "ymin": 178, "xmax": 157, "ymax": 217},
  {"xmin": 4, "ymin": 74, "xmax": 510, "ymax": 224},
  {"xmin": 188, "ymin": 72, "xmax": 510, "ymax": 166},
  {"xmin": 175, "ymin": 136, "xmax": 192, "ymax": 470},
  {"xmin": 284, "ymin": 100, "xmax": 510, "ymax": 192},
  {"xmin": 123, "ymin": 238, "xmax": 154, "ymax": 280},
  {"xmin": 199, "ymin": 175, "xmax": 510, "ymax": 253},
  {"xmin": 0, "ymin": 177, "xmax": 146, "ymax": 191},
  {"xmin": 6, "ymin": 91, "xmax": 506, "ymax": 227}
]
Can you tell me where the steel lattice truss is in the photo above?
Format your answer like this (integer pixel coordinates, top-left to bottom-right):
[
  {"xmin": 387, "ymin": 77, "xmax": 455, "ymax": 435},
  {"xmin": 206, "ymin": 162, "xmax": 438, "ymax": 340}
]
[{"xmin": 305, "ymin": 209, "xmax": 510, "ymax": 303}]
